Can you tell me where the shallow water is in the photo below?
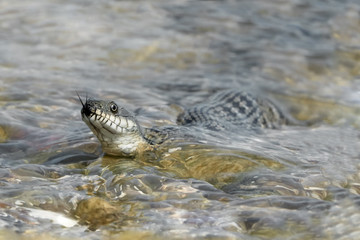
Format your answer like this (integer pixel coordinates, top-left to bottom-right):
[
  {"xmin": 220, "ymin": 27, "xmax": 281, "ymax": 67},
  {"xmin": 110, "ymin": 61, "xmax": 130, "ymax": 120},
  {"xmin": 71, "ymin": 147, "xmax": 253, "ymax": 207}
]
[{"xmin": 1, "ymin": 0, "xmax": 360, "ymax": 239}]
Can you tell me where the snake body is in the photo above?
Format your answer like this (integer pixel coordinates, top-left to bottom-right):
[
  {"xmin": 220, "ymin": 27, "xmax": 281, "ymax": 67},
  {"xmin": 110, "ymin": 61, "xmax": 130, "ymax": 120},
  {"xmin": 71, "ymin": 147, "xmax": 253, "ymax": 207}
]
[{"xmin": 80, "ymin": 90, "xmax": 287, "ymax": 156}]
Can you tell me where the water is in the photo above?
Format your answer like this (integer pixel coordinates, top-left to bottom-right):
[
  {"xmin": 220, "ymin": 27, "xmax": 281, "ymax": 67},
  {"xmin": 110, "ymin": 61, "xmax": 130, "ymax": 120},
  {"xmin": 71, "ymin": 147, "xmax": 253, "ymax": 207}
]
[{"xmin": 1, "ymin": 0, "xmax": 360, "ymax": 239}]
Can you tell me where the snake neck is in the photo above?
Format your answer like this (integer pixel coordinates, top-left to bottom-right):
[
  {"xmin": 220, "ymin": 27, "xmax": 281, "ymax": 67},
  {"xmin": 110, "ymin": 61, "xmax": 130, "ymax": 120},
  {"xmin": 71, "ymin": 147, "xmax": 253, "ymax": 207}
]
[{"xmin": 98, "ymin": 127, "xmax": 169, "ymax": 157}]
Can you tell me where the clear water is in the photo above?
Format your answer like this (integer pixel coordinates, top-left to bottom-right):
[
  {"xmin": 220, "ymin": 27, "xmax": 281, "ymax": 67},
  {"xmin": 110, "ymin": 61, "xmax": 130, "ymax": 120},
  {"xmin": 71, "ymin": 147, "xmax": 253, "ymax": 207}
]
[{"xmin": 1, "ymin": 0, "xmax": 360, "ymax": 239}]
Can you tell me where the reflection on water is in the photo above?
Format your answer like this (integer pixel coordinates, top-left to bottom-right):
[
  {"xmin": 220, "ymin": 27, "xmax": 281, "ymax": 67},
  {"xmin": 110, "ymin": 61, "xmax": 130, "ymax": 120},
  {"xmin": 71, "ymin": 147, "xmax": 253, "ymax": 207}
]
[{"xmin": 1, "ymin": 0, "xmax": 360, "ymax": 239}]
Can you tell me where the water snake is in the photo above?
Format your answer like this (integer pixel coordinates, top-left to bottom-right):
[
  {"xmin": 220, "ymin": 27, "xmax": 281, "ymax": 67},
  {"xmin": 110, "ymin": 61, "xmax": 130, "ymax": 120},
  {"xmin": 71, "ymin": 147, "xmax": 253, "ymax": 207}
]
[{"xmin": 79, "ymin": 90, "xmax": 287, "ymax": 156}]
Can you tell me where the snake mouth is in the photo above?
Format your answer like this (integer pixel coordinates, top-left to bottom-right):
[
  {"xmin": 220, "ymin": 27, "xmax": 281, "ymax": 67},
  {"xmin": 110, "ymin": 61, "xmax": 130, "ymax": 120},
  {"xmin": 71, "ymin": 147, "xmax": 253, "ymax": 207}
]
[
  {"xmin": 81, "ymin": 104, "xmax": 125, "ymax": 138},
  {"xmin": 77, "ymin": 94, "xmax": 115, "ymax": 135},
  {"xmin": 77, "ymin": 95, "xmax": 141, "ymax": 139}
]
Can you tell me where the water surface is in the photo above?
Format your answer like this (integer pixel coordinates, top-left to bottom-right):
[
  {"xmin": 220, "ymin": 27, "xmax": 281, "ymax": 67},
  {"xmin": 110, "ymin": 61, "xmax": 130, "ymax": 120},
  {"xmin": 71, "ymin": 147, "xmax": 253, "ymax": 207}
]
[{"xmin": 1, "ymin": 0, "xmax": 360, "ymax": 239}]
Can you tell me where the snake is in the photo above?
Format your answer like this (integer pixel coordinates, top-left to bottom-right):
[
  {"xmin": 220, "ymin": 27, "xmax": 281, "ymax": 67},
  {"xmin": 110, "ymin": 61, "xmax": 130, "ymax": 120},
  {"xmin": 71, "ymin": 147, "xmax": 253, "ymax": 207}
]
[{"xmin": 79, "ymin": 90, "xmax": 287, "ymax": 157}]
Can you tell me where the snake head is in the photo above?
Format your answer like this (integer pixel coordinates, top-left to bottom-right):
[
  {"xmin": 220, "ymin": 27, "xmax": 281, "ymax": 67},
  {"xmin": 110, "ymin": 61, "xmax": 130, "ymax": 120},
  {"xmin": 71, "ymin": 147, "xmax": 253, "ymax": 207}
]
[{"xmin": 78, "ymin": 96, "xmax": 146, "ymax": 156}]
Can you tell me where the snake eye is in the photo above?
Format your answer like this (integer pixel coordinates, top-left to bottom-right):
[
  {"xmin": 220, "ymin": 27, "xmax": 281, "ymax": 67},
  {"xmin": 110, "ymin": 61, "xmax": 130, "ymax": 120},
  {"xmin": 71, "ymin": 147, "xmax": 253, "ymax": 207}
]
[{"xmin": 110, "ymin": 103, "xmax": 118, "ymax": 113}]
